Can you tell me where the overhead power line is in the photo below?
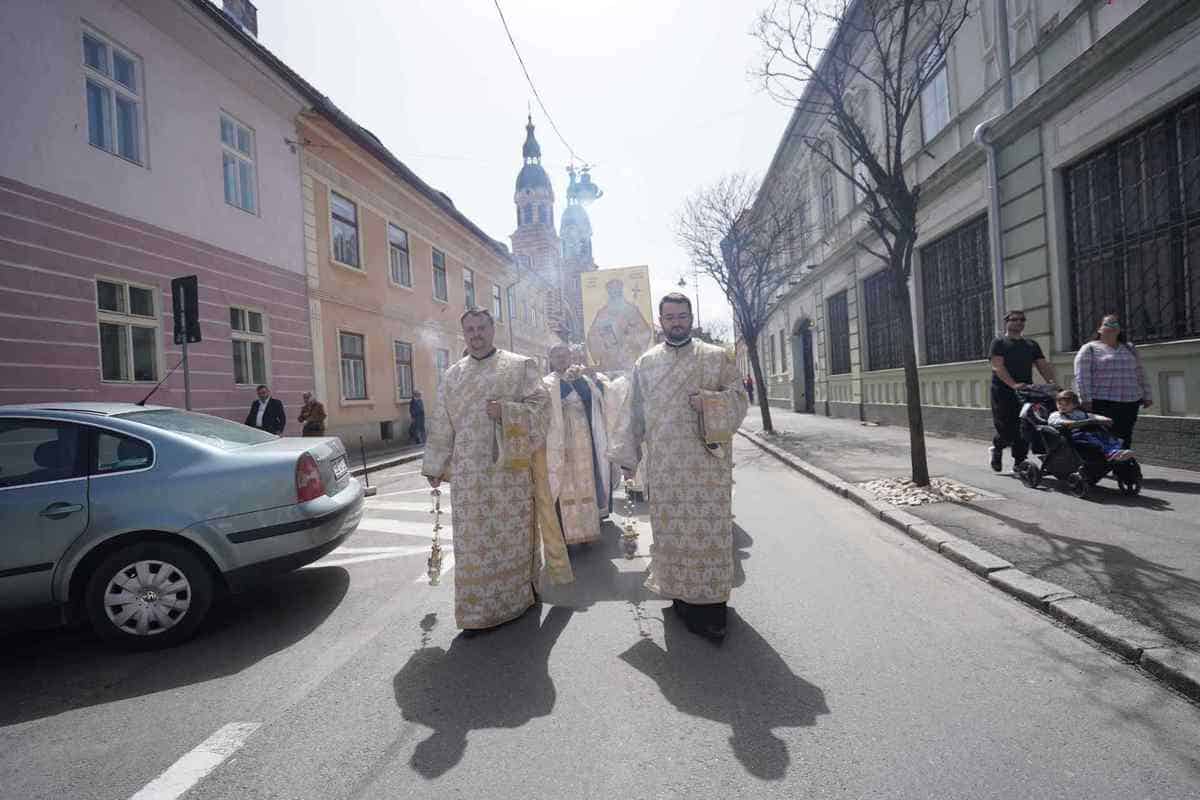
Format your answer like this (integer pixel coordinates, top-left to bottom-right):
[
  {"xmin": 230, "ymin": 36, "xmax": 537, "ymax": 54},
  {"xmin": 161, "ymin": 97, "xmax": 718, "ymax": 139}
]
[{"xmin": 492, "ymin": 0, "xmax": 587, "ymax": 166}]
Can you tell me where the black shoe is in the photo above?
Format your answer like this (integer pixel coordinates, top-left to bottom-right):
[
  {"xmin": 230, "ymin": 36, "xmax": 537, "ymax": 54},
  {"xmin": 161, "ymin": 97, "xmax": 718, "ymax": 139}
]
[{"xmin": 989, "ymin": 446, "xmax": 1002, "ymax": 472}]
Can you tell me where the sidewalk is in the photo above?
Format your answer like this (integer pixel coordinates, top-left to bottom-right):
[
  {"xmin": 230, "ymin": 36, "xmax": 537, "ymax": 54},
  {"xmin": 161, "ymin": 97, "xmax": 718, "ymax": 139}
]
[
  {"xmin": 741, "ymin": 408, "xmax": 1200, "ymax": 661},
  {"xmin": 344, "ymin": 442, "xmax": 423, "ymax": 477}
]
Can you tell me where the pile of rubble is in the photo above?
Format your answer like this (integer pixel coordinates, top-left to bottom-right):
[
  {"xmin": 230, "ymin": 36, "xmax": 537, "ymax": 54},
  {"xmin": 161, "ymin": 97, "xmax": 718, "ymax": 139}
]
[{"xmin": 860, "ymin": 476, "xmax": 978, "ymax": 506}]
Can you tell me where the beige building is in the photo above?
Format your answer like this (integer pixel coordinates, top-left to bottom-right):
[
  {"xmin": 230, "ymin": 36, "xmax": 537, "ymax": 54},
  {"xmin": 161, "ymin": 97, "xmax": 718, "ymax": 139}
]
[
  {"xmin": 298, "ymin": 111, "xmax": 558, "ymax": 450},
  {"xmin": 749, "ymin": 0, "xmax": 1200, "ymax": 468}
]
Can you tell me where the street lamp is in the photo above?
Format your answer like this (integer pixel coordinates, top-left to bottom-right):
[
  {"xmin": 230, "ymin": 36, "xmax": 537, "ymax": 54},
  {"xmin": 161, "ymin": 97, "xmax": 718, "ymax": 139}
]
[{"xmin": 677, "ymin": 271, "xmax": 701, "ymax": 328}]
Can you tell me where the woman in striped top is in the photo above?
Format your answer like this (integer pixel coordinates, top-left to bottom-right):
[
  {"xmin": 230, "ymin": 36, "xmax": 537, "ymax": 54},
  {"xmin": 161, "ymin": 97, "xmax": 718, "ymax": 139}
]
[{"xmin": 1073, "ymin": 314, "xmax": 1153, "ymax": 448}]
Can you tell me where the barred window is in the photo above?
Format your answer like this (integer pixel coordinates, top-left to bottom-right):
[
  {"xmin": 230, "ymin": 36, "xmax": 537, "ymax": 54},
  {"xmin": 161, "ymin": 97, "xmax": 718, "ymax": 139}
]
[
  {"xmin": 863, "ymin": 271, "xmax": 903, "ymax": 370},
  {"xmin": 921, "ymin": 215, "xmax": 993, "ymax": 364},
  {"xmin": 827, "ymin": 291, "xmax": 851, "ymax": 375},
  {"xmin": 1064, "ymin": 94, "xmax": 1200, "ymax": 347}
]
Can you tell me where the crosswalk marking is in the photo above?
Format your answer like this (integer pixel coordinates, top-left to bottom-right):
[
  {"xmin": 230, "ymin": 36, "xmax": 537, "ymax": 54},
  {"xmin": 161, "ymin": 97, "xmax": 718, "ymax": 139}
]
[
  {"xmin": 331, "ymin": 546, "xmax": 428, "ymax": 554},
  {"xmin": 415, "ymin": 553, "xmax": 455, "ymax": 584},
  {"xmin": 376, "ymin": 486, "xmax": 451, "ymax": 497},
  {"xmin": 363, "ymin": 500, "xmax": 448, "ymax": 513},
  {"xmin": 354, "ymin": 516, "xmax": 452, "ymax": 538}
]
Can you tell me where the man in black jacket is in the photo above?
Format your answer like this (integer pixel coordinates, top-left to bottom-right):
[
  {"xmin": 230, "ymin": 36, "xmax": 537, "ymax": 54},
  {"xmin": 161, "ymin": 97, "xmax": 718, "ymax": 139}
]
[{"xmin": 245, "ymin": 384, "xmax": 286, "ymax": 435}]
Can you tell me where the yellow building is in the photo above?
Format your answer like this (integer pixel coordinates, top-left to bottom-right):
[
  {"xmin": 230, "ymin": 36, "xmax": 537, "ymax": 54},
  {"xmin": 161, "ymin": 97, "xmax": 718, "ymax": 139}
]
[{"xmin": 298, "ymin": 110, "xmax": 558, "ymax": 450}]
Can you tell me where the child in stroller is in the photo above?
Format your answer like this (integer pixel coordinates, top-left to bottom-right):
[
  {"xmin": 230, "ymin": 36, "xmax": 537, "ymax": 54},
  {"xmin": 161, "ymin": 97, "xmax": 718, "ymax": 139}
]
[{"xmin": 1015, "ymin": 386, "xmax": 1142, "ymax": 498}]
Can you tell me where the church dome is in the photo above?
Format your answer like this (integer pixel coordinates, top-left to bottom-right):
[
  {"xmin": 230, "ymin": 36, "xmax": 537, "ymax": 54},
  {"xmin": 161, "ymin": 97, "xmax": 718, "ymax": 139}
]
[{"xmin": 516, "ymin": 162, "xmax": 552, "ymax": 192}]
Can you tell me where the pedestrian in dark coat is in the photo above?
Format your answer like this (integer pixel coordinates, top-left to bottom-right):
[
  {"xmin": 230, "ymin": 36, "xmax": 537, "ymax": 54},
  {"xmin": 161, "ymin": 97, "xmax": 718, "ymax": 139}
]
[
  {"xmin": 245, "ymin": 384, "xmax": 286, "ymax": 435},
  {"xmin": 408, "ymin": 389, "xmax": 426, "ymax": 444}
]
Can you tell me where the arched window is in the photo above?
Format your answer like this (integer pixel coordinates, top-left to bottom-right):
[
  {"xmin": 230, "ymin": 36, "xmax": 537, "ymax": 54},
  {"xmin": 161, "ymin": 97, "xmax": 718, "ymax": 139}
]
[
  {"xmin": 536, "ymin": 205, "xmax": 547, "ymax": 224},
  {"xmin": 522, "ymin": 205, "xmax": 534, "ymax": 225}
]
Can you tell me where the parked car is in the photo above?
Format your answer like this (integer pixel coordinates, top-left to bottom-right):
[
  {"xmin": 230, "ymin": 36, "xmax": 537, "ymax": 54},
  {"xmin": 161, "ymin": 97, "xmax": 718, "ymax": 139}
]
[{"xmin": 0, "ymin": 403, "xmax": 363, "ymax": 649}]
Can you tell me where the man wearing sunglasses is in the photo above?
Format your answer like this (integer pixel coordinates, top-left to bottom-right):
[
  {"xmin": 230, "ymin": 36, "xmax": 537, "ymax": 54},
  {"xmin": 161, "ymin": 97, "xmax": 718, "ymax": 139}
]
[{"xmin": 989, "ymin": 310, "xmax": 1057, "ymax": 473}]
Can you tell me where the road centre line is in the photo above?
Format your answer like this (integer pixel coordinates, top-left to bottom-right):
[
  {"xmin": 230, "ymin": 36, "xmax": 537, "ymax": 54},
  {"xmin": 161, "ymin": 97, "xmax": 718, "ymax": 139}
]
[{"xmin": 127, "ymin": 722, "xmax": 260, "ymax": 800}]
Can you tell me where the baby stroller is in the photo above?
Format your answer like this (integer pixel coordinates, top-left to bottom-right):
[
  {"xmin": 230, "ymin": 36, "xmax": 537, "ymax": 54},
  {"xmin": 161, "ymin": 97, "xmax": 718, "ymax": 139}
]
[{"xmin": 1014, "ymin": 385, "xmax": 1142, "ymax": 499}]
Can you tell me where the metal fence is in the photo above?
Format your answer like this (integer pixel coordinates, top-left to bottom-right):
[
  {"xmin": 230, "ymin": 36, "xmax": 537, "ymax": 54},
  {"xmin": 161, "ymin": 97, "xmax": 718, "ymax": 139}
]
[
  {"xmin": 1064, "ymin": 94, "xmax": 1200, "ymax": 348},
  {"xmin": 863, "ymin": 270, "xmax": 904, "ymax": 370},
  {"xmin": 922, "ymin": 214, "xmax": 993, "ymax": 365}
]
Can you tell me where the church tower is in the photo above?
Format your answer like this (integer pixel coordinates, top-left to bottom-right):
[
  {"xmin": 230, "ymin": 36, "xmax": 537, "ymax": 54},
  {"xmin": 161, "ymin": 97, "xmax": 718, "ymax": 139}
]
[
  {"xmin": 510, "ymin": 116, "xmax": 568, "ymax": 339},
  {"xmin": 560, "ymin": 166, "xmax": 600, "ymax": 342}
]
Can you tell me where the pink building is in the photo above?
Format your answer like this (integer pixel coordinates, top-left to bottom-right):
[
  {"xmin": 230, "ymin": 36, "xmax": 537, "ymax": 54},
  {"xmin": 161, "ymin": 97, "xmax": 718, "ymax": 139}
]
[{"xmin": 0, "ymin": 0, "xmax": 313, "ymax": 423}]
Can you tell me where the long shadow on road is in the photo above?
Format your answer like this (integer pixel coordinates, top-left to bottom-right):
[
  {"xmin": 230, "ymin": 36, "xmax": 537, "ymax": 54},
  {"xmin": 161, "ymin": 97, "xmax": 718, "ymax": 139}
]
[
  {"xmin": 620, "ymin": 609, "xmax": 829, "ymax": 781},
  {"xmin": 391, "ymin": 604, "xmax": 573, "ymax": 779},
  {"xmin": 0, "ymin": 566, "xmax": 350, "ymax": 727},
  {"xmin": 967, "ymin": 504, "xmax": 1200, "ymax": 648}
]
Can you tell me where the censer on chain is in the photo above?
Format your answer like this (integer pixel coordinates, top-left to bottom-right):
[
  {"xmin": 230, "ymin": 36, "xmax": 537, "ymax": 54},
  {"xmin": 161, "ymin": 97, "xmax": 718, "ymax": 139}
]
[
  {"xmin": 621, "ymin": 477, "xmax": 639, "ymax": 559},
  {"xmin": 426, "ymin": 487, "xmax": 444, "ymax": 585}
]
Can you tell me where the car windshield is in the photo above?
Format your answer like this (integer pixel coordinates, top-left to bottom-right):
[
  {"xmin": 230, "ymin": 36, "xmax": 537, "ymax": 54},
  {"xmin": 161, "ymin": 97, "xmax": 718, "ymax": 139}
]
[{"xmin": 118, "ymin": 409, "xmax": 277, "ymax": 450}]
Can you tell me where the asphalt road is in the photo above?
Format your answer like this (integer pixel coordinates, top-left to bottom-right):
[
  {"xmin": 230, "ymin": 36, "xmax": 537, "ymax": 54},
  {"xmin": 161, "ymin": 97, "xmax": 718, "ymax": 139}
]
[{"xmin": 2, "ymin": 441, "xmax": 1199, "ymax": 799}]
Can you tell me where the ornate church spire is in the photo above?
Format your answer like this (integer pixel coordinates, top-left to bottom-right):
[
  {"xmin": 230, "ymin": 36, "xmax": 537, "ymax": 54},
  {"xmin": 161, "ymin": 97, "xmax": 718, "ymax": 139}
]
[{"xmin": 522, "ymin": 114, "xmax": 541, "ymax": 163}]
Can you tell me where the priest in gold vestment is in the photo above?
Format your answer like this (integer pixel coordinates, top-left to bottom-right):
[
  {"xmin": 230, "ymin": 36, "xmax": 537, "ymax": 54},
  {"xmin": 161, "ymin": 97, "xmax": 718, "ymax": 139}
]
[
  {"xmin": 611, "ymin": 293, "xmax": 747, "ymax": 641},
  {"xmin": 544, "ymin": 344, "xmax": 610, "ymax": 546},
  {"xmin": 422, "ymin": 308, "xmax": 554, "ymax": 633}
]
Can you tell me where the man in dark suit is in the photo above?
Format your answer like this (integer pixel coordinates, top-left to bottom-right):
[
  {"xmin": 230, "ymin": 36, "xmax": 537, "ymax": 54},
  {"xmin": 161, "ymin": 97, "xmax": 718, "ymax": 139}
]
[{"xmin": 245, "ymin": 384, "xmax": 286, "ymax": 435}]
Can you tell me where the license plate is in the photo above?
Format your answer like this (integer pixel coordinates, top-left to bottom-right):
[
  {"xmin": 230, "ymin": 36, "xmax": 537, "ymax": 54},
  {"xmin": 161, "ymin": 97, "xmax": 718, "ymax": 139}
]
[{"xmin": 332, "ymin": 457, "xmax": 348, "ymax": 479}]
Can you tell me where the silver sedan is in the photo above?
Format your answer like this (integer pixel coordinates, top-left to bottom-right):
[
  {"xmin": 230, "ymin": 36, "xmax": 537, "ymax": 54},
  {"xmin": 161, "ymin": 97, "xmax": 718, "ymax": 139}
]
[{"xmin": 0, "ymin": 403, "xmax": 363, "ymax": 649}]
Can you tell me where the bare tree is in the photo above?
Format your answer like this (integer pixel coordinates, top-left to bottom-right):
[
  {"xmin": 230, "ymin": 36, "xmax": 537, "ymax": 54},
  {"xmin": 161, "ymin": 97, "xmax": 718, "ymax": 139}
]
[
  {"xmin": 694, "ymin": 319, "xmax": 734, "ymax": 346},
  {"xmin": 753, "ymin": 0, "xmax": 971, "ymax": 485},
  {"xmin": 676, "ymin": 173, "xmax": 810, "ymax": 433}
]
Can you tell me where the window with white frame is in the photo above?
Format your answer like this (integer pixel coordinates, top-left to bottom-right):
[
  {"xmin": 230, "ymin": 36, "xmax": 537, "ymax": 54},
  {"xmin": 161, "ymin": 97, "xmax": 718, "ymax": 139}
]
[
  {"xmin": 492, "ymin": 284, "xmax": 503, "ymax": 320},
  {"xmin": 339, "ymin": 332, "xmax": 367, "ymax": 400},
  {"xmin": 463, "ymin": 267, "xmax": 476, "ymax": 307},
  {"xmin": 779, "ymin": 327, "xmax": 788, "ymax": 372},
  {"xmin": 229, "ymin": 307, "xmax": 268, "ymax": 385},
  {"xmin": 388, "ymin": 224, "xmax": 411, "ymax": 287},
  {"xmin": 331, "ymin": 192, "xmax": 360, "ymax": 268},
  {"xmin": 435, "ymin": 348, "xmax": 450, "ymax": 387},
  {"xmin": 83, "ymin": 29, "xmax": 143, "ymax": 164},
  {"xmin": 432, "ymin": 248, "xmax": 448, "ymax": 301},
  {"xmin": 393, "ymin": 340, "xmax": 413, "ymax": 400},
  {"xmin": 820, "ymin": 169, "xmax": 837, "ymax": 234},
  {"xmin": 97, "ymin": 279, "xmax": 158, "ymax": 382},
  {"xmin": 220, "ymin": 113, "xmax": 256, "ymax": 213},
  {"xmin": 506, "ymin": 286, "xmax": 516, "ymax": 324},
  {"xmin": 920, "ymin": 41, "xmax": 951, "ymax": 143}
]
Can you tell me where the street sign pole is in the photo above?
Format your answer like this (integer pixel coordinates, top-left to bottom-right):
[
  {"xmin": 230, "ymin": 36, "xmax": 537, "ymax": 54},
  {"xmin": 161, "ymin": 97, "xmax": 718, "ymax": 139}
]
[{"xmin": 176, "ymin": 281, "xmax": 193, "ymax": 410}]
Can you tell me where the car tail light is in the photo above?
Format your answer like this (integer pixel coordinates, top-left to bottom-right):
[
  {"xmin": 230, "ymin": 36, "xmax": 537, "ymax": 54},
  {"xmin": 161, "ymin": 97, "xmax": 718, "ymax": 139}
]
[{"xmin": 296, "ymin": 453, "xmax": 325, "ymax": 503}]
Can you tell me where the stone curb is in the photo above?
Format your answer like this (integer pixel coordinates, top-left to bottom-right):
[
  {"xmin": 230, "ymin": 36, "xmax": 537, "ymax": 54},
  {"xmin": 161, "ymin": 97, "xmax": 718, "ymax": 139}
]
[
  {"xmin": 737, "ymin": 427, "xmax": 1200, "ymax": 702},
  {"xmin": 350, "ymin": 449, "xmax": 423, "ymax": 478}
]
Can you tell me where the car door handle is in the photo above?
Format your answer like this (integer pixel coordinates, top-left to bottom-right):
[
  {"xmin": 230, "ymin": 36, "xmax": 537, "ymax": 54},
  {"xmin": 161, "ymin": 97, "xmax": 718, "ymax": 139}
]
[{"xmin": 40, "ymin": 503, "xmax": 84, "ymax": 518}]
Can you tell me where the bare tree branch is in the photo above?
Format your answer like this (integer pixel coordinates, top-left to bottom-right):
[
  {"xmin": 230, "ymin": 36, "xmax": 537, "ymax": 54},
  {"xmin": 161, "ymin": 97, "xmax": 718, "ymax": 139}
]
[{"xmin": 749, "ymin": 0, "xmax": 973, "ymax": 485}]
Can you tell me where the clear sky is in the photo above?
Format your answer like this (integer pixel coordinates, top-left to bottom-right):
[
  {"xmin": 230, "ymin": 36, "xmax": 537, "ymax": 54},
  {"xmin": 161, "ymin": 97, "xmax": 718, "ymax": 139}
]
[{"xmin": 250, "ymin": 0, "xmax": 793, "ymax": 333}]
